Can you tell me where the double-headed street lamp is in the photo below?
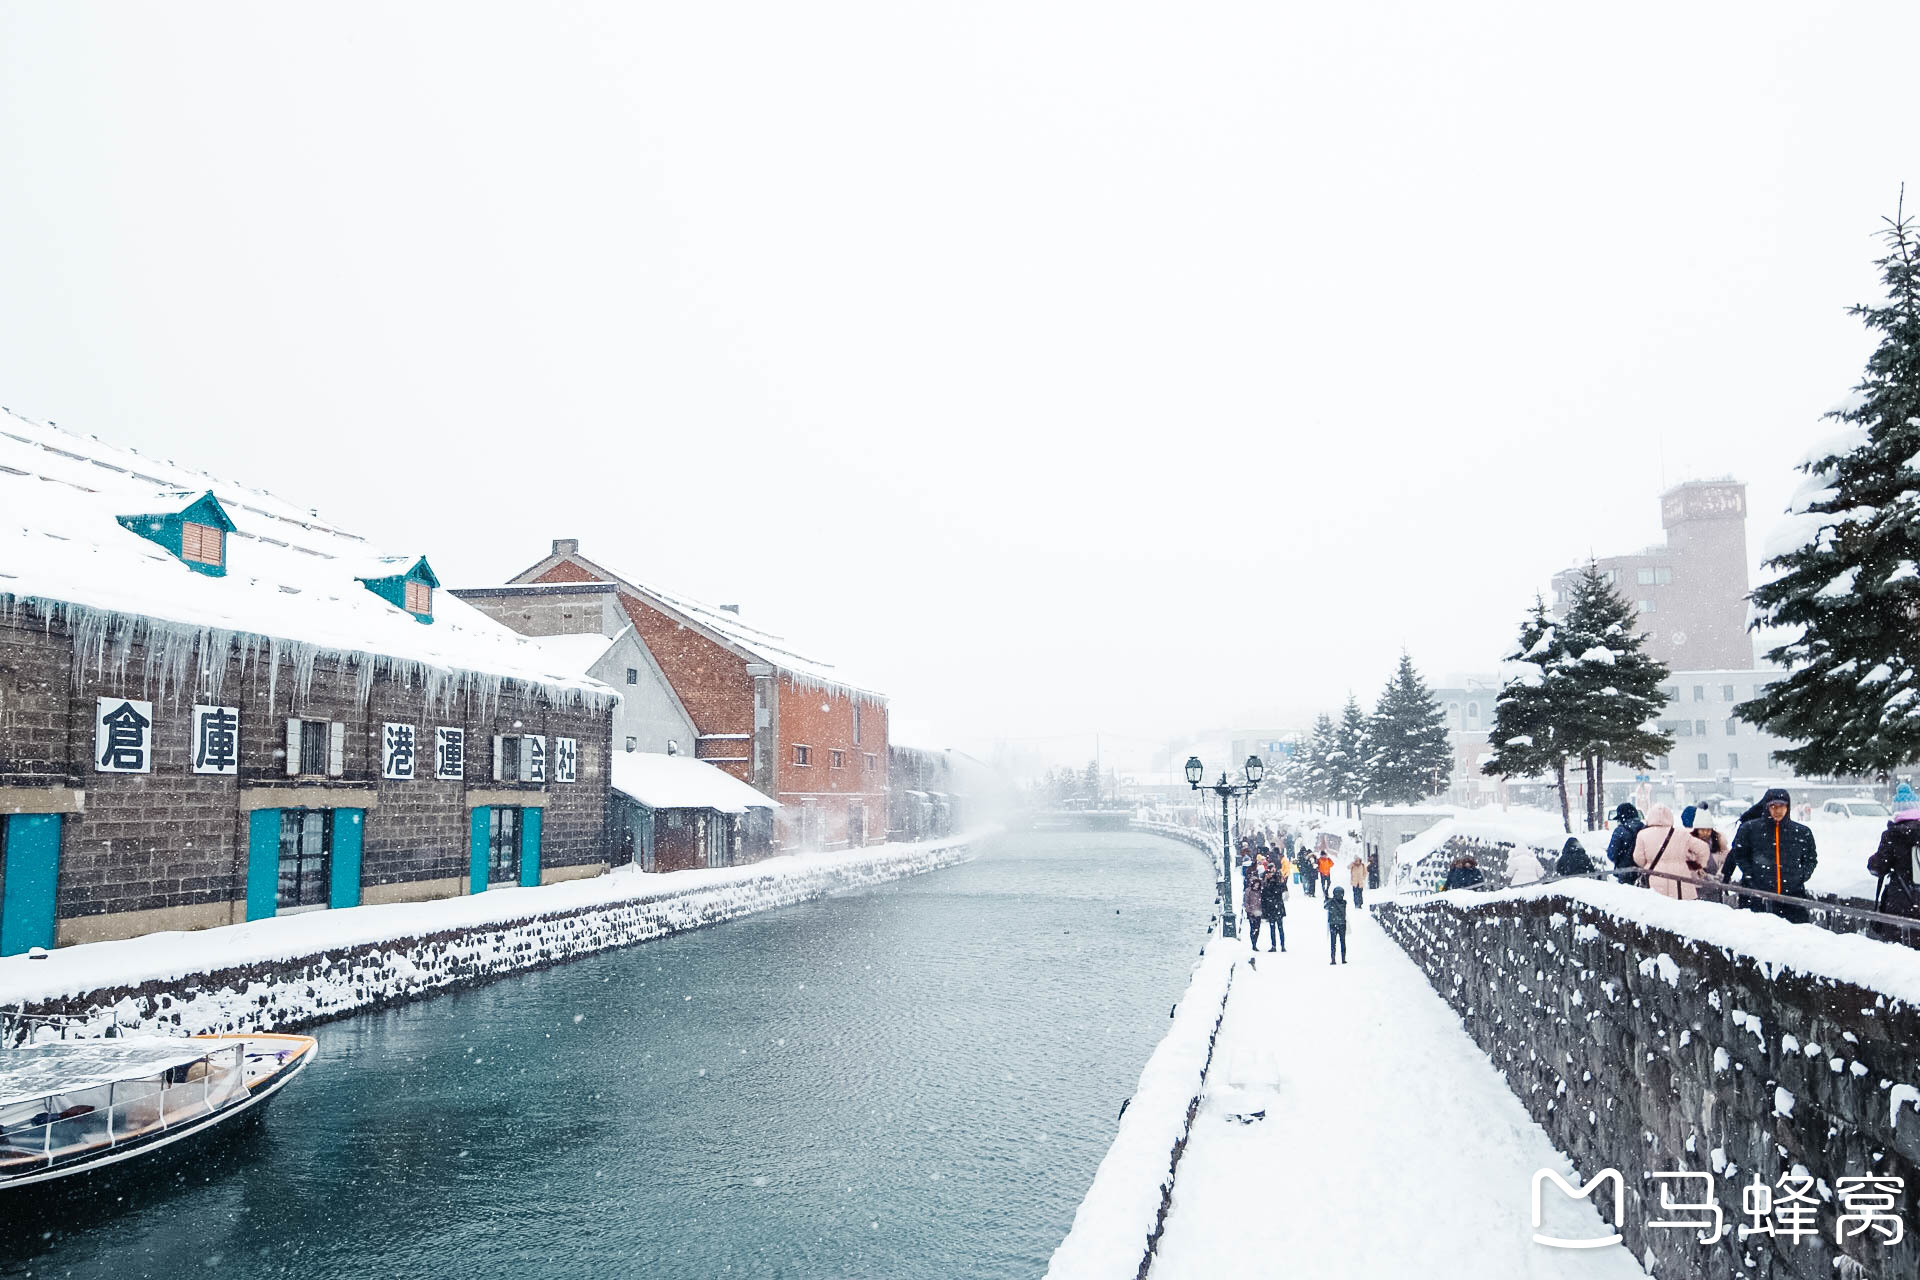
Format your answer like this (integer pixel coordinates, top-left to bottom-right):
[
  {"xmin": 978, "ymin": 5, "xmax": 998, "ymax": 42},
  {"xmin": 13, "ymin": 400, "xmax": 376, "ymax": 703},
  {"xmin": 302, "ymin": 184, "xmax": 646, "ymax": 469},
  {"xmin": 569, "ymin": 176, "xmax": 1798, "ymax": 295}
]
[{"xmin": 1186, "ymin": 754, "xmax": 1265, "ymax": 939}]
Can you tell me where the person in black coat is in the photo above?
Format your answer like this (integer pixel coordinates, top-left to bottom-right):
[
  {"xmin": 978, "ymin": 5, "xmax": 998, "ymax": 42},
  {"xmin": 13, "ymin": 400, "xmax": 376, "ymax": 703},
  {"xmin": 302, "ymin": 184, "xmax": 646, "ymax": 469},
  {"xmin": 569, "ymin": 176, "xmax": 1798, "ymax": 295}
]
[
  {"xmin": 1606, "ymin": 804, "xmax": 1644, "ymax": 883},
  {"xmin": 1325, "ymin": 886, "xmax": 1348, "ymax": 964},
  {"xmin": 1868, "ymin": 817, "xmax": 1920, "ymax": 920},
  {"xmin": 1556, "ymin": 837, "xmax": 1596, "ymax": 877},
  {"xmin": 1724, "ymin": 787, "xmax": 1818, "ymax": 923},
  {"xmin": 1258, "ymin": 867, "xmax": 1288, "ymax": 952},
  {"xmin": 1442, "ymin": 855, "xmax": 1485, "ymax": 890}
]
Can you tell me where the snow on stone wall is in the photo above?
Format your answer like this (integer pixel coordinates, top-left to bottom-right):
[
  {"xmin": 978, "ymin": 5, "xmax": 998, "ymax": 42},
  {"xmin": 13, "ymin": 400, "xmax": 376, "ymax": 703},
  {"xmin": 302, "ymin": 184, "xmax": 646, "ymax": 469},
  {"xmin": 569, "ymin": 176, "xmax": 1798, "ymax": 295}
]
[
  {"xmin": 1376, "ymin": 883, "xmax": 1920, "ymax": 1280},
  {"xmin": 3, "ymin": 837, "xmax": 978, "ymax": 1040},
  {"xmin": 1389, "ymin": 813, "xmax": 1567, "ymax": 892},
  {"xmin": 1044, "ymin": 939, "xmax": 1236, "ymax": 1280}
]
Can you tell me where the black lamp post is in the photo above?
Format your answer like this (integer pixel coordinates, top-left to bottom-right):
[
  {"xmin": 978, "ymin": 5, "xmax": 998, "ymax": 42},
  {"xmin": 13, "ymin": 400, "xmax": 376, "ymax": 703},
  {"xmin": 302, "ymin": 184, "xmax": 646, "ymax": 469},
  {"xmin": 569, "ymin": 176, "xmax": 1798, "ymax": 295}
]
[{"xmin": 1186, "ymin": 754, "xmax": 1265, "ymax": 939}]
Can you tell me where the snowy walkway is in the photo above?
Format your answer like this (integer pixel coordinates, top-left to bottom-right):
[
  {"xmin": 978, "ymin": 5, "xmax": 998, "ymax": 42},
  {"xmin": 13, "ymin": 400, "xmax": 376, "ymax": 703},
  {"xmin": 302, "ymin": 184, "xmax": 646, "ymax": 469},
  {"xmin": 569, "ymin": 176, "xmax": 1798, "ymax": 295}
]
[{"xmin": 1147, "ymin": 905, "xmax": 1646, "ymax": 1280}]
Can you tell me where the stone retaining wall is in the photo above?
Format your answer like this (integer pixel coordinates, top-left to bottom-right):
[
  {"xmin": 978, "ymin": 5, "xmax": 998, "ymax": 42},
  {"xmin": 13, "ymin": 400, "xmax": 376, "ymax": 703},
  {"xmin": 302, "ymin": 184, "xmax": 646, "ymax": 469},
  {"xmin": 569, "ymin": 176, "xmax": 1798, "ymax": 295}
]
[
  {"xmin": 1375, "ymin": 893, "xmax": 1920, "ymax": 1279},
  {"xmin": 11, "ymin": 840, "xmax": 975, "ymax": 1040}
]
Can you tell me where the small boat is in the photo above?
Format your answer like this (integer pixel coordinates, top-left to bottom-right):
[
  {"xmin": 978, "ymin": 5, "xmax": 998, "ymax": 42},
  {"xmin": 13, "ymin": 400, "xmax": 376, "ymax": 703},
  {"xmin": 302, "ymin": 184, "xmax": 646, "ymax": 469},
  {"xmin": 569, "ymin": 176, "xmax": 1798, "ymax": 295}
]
[{"xmin": 0, "ymin": 1032, "xmax": 316, "ymax": 1190}]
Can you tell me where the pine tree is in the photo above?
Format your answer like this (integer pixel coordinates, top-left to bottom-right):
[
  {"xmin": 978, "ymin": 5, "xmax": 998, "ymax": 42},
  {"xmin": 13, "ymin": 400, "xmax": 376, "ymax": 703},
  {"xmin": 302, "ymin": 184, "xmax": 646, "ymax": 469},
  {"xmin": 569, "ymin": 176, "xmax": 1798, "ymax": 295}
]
[
  {"xmin": 1740, "ymin": 200, "xmax": 1920, "ymax": 778},
  {"xmin": 1301, "ymin": 713, "xmax": 1338, "ymax": 811},
  {"xmin": 1081, "ymin": 760, "xmax": 1101, "ymax": 804},
  {"xmin": 1555, "ymin": 563, "xmax": 1675, "ymax": 827},
  {"xmin": 1328, "ymin": 695, "xmax": 1371, "ymax": 817},
  {"xmin": 1483, "ymin": 597, "xmax": 1578, "ymax": 831},
  {"xmin": 1365, "ymin": 652, "xmax": 1454, "ymax": 806}
]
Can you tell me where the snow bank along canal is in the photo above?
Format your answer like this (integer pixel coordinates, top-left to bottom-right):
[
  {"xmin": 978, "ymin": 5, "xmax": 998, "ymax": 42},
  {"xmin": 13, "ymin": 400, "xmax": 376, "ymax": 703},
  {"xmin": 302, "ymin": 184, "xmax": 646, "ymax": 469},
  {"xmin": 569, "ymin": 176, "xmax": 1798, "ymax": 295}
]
[{"xmin": 2, "ymin": 831, "xmax": 1215, "ymax": 1279}]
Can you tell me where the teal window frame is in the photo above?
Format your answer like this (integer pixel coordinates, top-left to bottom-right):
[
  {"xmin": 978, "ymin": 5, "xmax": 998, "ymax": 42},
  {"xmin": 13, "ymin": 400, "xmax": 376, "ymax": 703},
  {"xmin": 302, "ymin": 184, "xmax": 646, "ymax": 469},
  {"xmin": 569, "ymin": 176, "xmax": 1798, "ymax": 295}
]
[
  {"xmin": 356, "ymin": 556, "xmax": 441, "ymax": 624},
  {"xmin": 115, "ymin": 491, "xmax": 236, "ymax": 577}
]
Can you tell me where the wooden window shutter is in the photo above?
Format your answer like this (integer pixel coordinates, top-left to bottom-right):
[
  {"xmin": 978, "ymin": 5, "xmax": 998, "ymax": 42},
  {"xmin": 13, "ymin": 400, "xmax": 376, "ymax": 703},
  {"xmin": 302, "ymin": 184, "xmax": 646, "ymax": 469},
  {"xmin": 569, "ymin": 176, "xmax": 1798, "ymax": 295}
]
[
  {"xmin": 492, "ymin": 735, "xmax": 504, "ymax": 782},
  {"xmin": 328, "ymin": 721, "xmax": 346, "ymax": 777},
  {"xmin": 285, "ymin": 718, "xmax": 302, "ymax": 776}
]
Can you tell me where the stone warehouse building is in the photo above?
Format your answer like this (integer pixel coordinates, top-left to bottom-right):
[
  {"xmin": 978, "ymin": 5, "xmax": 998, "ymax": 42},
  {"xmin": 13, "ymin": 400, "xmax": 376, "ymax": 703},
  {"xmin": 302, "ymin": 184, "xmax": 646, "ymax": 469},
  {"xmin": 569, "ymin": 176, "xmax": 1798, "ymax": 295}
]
[
  {"xmin": 456, "ymin": 539, "xmax": 889, "ymax": 852},
  {"xmin": 0, "ymin": 411, "xmax": 615, "ymax": 955}
]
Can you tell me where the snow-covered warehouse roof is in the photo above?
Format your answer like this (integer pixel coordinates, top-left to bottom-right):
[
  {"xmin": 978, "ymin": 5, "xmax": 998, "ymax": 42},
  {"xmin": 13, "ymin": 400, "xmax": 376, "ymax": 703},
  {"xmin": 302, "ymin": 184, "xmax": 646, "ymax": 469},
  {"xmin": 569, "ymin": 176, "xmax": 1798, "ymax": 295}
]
[
  {"xmin": 0, "ymin": 408, "xmax": 612, "ymax": 706},
  {"xmin": 609, "ymin": 752, "xmax": 778, "ymax": 813},
  {"xmin": 503, "ymin": 544, "xmax": 885, "ymax": 704}
]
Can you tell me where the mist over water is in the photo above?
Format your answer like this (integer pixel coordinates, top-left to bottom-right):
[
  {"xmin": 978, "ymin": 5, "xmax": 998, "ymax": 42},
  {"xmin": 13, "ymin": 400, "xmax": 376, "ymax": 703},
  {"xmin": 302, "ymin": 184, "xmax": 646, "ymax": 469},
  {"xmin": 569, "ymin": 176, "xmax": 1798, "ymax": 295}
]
[{"xmin": 4, "ymin": 832, "xmax": 1214, "ymax": 1280}]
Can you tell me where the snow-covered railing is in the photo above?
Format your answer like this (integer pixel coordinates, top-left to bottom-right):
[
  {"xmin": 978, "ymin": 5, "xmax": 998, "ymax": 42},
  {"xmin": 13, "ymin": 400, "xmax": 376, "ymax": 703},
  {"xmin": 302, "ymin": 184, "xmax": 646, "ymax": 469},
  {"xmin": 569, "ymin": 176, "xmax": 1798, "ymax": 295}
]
[
  {"xmin": 1, "ymin": 834, "xmax": 983, "ymax": 1039},
  {"xmin": 1044, "ymin": 942, "xmax": 1237, "ymax": 1280},
  {"xmin": 1387, "ymin": 813, "xmax": 1571, "ymax": 893}
]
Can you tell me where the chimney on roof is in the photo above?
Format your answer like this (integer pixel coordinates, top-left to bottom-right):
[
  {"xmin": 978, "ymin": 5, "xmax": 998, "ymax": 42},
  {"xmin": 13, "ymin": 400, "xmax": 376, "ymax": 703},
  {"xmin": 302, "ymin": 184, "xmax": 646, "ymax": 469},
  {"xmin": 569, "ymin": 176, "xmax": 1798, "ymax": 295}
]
[
  {"xmin": 553, "ymin": 538, "xmax": 580, "ymax": 557},
  {"xmin": 720, "ymin": 604, "xmax": 741, "ymax": 615}
]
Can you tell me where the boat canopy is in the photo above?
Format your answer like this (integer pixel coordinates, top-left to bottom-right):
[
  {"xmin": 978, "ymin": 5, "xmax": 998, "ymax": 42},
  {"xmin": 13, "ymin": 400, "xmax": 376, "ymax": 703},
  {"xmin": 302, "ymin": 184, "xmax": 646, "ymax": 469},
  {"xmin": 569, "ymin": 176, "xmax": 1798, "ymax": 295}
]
[{"xmin": 0, "ymin": 1040, "xmax": 215, "ymax": 1109}]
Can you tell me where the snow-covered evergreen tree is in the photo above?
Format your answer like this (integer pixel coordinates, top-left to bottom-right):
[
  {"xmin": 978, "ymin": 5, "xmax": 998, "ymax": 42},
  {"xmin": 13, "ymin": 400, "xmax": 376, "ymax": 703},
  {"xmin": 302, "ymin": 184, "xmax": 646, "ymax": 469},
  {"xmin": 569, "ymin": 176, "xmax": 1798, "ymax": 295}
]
[
  {"xmin": 1740, "ymin": 201, "xmax": 1920, "ymax": 778},
  {"xmin": 1300, "ymin": 713, "xmax": 1338, "ymax": 811},
  {"xmin": 1329, "ymin": 694, "xmax": 1370, "ymax": 816},
  {"xmin": 1365, "ymin": 652, "xmax": 1453, "ymax": 806},
  {"xmin": 1554, "ymin": 563, "xmax": 1674, "ymax": 827},
  {"xmin": 1483, "ymin": 597, "xmax": 1577, "ymax": 831}
]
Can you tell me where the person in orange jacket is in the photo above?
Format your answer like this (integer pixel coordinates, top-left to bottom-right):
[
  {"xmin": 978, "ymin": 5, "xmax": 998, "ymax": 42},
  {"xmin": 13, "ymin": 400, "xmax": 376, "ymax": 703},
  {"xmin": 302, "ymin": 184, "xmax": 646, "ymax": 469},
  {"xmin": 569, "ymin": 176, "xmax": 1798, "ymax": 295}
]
[{"xmin": 1316, "ymin": 852, "xmax": 1334, "ymax": 895}]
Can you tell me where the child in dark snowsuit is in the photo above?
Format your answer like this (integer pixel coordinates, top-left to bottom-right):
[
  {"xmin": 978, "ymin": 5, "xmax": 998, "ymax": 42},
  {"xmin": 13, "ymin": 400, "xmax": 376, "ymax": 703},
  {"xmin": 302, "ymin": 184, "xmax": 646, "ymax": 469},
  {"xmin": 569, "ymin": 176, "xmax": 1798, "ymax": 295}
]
[{"xmin": 1326, "ymin": 887, "xmax": 1348, "ymax": 964}]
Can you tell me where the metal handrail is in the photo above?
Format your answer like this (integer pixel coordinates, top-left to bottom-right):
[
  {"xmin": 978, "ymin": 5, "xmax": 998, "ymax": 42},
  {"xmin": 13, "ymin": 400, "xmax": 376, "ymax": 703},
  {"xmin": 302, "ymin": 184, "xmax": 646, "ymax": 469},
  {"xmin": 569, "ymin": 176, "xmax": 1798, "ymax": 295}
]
[
  {"xmin": 1408, "ymin": 862, "xmax": 1920, "ymax": 945},
  {"xmin": 1613, "ymin": 865, "xmax": 1920, "ymax": 939}
]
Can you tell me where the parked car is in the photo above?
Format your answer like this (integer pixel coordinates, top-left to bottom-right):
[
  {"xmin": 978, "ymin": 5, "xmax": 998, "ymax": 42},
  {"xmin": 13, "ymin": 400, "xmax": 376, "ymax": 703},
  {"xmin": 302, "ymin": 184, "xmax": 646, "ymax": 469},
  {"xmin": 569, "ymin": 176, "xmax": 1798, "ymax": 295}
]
[{"xmin": 1820, "ymin": 798, "xmax": 1893, "ymax": 820}]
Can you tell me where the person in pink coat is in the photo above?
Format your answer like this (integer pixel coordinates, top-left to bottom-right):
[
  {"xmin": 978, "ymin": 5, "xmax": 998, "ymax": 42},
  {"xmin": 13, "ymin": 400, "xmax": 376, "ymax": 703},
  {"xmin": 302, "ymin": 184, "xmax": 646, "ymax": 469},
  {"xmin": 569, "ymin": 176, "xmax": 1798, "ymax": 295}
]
[{"xmin": 1633, "ymin": 804, "xmax": 1713, "ymax": 900}]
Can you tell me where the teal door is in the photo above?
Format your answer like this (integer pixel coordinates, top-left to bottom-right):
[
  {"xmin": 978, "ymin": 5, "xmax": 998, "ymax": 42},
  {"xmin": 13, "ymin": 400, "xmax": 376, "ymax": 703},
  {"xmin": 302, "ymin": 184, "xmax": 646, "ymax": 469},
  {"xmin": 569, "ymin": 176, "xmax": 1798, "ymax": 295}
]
[
  {"xmin": 0, "ymin": 814, "xmax": 62, "ymax": 956},
  {"xmin": 330, "ymin": 808, "xmax": 364, "ymax": 909},
  {"xmin": 519, "ymin": 808, "xmax": 543, "ymax": 887},
  {"xmin": 246, "ymin": 809, "xmax": 282, "ymax": 921},
  {"xmin": 469, "ymin": 807, "xmax": 491, "ymax": 894}
]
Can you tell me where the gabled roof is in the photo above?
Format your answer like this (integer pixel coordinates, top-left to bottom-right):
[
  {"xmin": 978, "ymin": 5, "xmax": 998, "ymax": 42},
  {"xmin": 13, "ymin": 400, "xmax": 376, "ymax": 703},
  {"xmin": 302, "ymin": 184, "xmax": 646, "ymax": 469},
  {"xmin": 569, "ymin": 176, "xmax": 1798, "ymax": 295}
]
[
  {"xmin": 353, "ymin": 554, "xmax": 440, "ymax": 587},
  {"xmin": 0, "ymin": 408, "xmax": 610, "ymax": 704},
  {"xmin": 507, "ymin": 543, "xmax": 885, "ymax": 703}
]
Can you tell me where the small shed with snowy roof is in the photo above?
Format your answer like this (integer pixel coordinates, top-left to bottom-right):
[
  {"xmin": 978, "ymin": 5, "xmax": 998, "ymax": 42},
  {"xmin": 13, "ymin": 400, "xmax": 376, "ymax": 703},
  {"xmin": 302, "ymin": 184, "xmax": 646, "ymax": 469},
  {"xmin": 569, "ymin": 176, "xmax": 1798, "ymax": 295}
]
[
  {"xmin": 0, "ymin": 408, "xmax": 617, "ymax": 954},
  {"xmin": 608, "ymin": 752, "xmax": 778, "ymax": 873}
]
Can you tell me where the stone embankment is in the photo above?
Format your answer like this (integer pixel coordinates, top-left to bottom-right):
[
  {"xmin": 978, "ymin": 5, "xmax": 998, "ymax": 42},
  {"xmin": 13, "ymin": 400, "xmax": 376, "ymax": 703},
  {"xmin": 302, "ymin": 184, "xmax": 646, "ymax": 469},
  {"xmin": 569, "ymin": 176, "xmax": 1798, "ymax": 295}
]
[
  {"xmin": 1376, "ymin": 881, "xmax": 1920, "ymax": 1280},
  {"xmin": 2, "ymin": 836, "xmax": 978, "ymax": 1039}
]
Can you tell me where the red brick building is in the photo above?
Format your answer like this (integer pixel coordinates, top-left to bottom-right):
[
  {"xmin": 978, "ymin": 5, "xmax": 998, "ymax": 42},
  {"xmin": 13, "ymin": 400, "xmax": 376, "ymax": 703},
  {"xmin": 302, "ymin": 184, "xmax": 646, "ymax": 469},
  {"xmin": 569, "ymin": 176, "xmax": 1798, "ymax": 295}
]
[{"xmin": 456, "ymin": 540, "xmax": 888, "ymax": 851}]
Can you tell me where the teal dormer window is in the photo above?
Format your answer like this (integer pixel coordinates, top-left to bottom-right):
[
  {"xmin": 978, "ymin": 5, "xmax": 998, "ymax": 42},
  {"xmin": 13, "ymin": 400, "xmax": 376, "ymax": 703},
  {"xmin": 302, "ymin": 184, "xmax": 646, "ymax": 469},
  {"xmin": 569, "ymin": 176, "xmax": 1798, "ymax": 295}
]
[
  {"xmin": 358, "ymin": 556, "xmax": 440, "ymax": 624},
  {"xmin": 116, "ymin": 491, "xmax": 236, "ymax": 577}
]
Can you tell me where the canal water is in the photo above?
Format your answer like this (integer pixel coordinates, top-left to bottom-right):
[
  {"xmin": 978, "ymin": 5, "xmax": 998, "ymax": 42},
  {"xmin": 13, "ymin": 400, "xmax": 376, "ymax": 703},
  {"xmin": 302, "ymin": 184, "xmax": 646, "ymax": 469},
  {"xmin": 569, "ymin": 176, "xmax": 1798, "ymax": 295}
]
[{"xmin": 4, "ymin": 831, "xmax": 1215, "ymax": 1279}]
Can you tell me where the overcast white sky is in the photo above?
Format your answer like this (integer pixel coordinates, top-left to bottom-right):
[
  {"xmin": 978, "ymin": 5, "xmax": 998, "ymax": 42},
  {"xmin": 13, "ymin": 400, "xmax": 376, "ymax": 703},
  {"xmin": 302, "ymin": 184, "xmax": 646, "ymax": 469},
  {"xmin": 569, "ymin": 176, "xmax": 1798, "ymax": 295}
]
[{"xmin": 2, "ymin": 3, "xmax": 1915, "ymax": 771}]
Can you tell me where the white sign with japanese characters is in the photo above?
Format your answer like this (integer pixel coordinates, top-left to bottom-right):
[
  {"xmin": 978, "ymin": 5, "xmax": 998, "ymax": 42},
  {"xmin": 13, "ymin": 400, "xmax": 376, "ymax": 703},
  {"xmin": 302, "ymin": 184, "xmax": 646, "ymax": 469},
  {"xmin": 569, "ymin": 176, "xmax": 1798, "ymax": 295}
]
[
  {"xmin": 554, "ymin": 736, "xmax": 577, "ymax": 783},
  {"xmin": 435, "ymin": 727, "xmax": 465, "ymax": 780},
  {"xmin": 190, "ymin": 704, "xmax": 240, "ymax": 775},
  {"xmin": 94, "ymin": 697, "xmax": 154, "ymax": 774},
  {"xmin": 382, "ymin": 722, "xmax": 418, "ymax": 780},
  {"xmin": 522, "ymin": 735, "xmax": 547, "ymax": 783}
]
